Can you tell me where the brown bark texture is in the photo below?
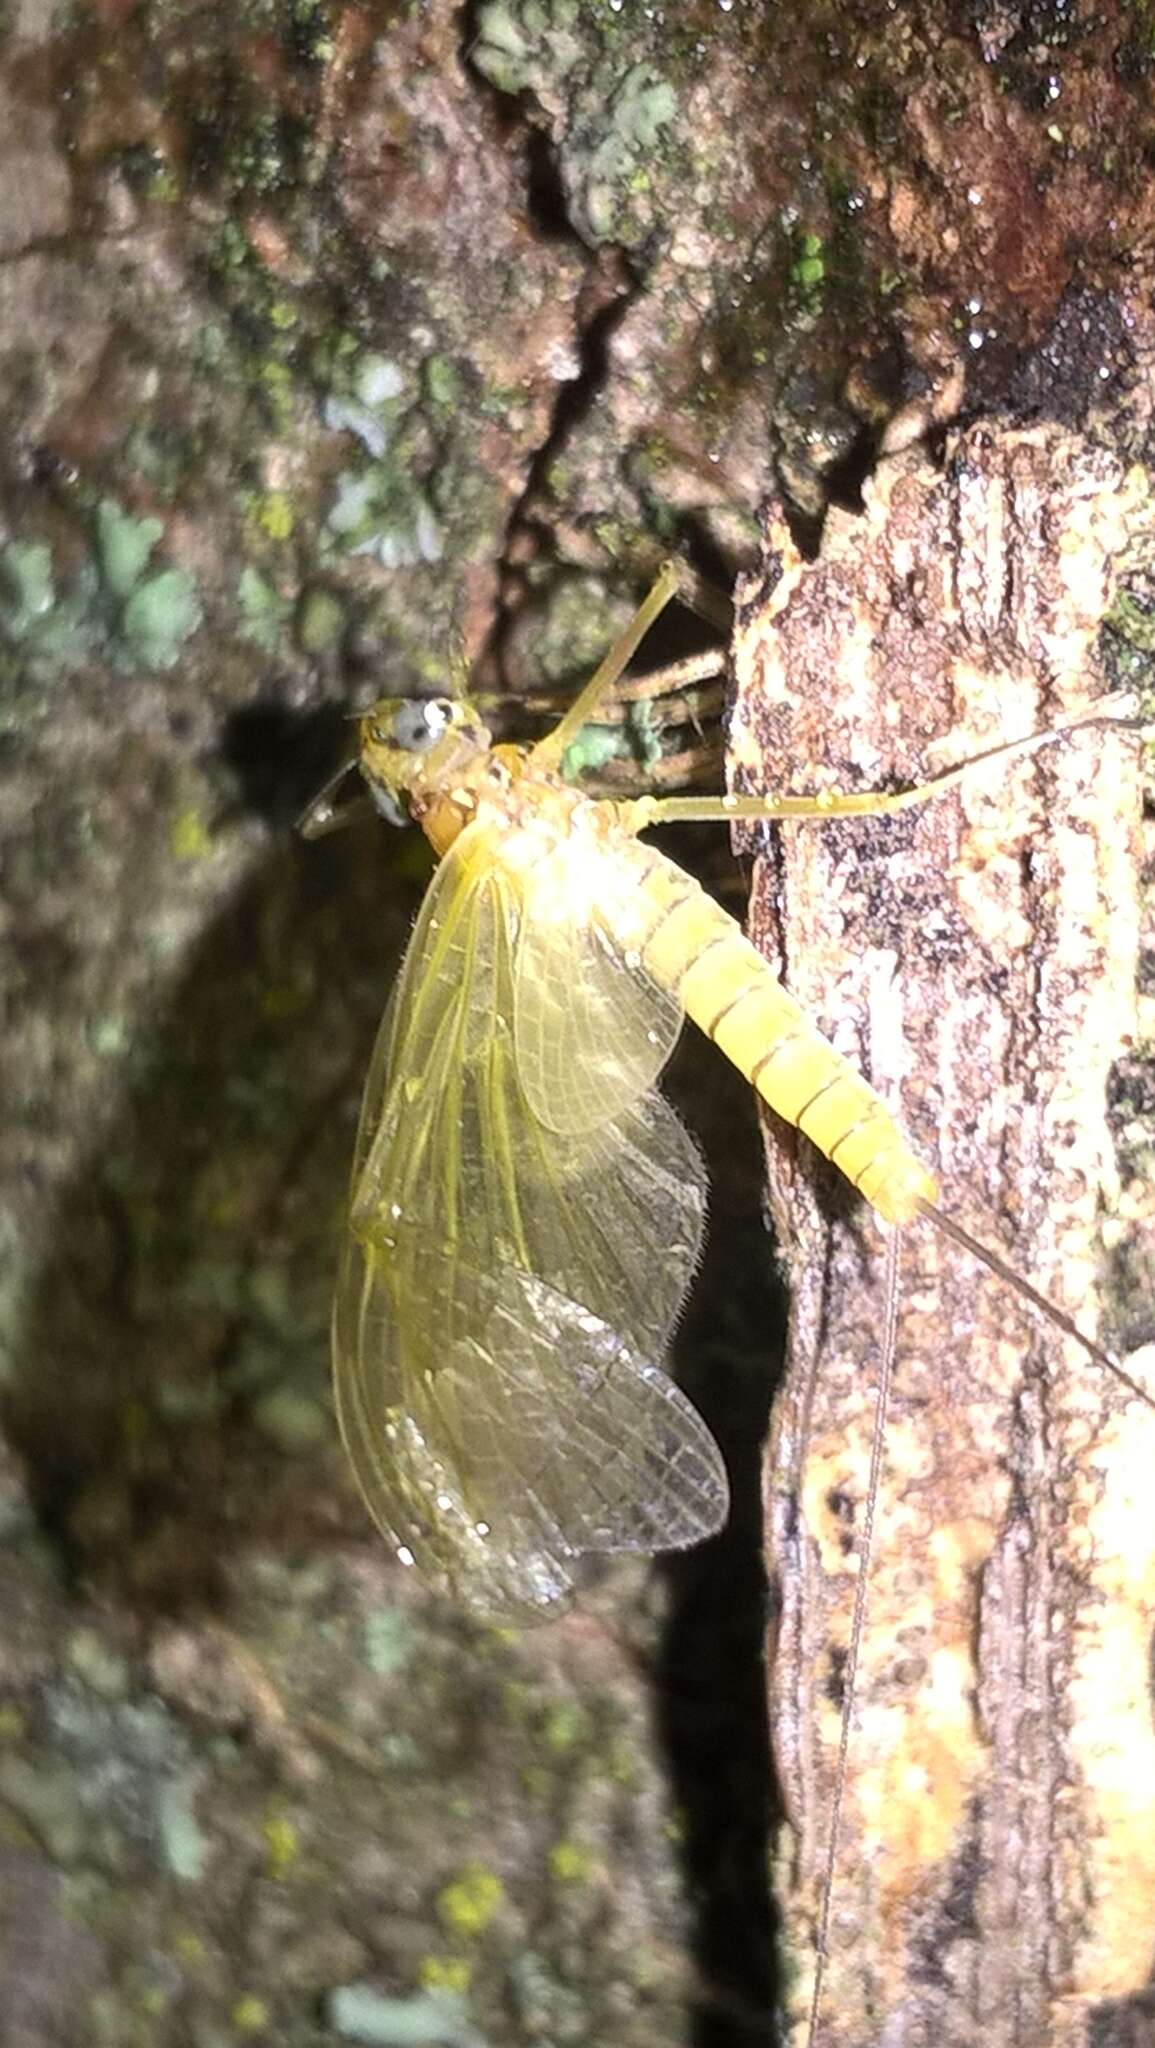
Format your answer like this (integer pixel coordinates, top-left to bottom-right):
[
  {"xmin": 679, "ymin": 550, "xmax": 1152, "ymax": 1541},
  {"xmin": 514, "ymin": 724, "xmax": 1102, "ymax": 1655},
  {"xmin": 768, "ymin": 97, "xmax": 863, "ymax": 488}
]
[{"xmin": 731, "ymin": 422, "xmax": 1155, "ymax": 2047}]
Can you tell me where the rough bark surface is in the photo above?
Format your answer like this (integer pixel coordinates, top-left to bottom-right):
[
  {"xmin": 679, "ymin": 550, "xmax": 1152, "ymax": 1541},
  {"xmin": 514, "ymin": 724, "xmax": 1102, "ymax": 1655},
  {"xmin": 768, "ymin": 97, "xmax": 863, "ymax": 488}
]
[
  {"xmin": 8, "ymin": 0, "xmax": 1155, "ymax": 2035},
  {"xmin": 731, "ymin": 423, "xmax": 1155, "ymax": 2046}
]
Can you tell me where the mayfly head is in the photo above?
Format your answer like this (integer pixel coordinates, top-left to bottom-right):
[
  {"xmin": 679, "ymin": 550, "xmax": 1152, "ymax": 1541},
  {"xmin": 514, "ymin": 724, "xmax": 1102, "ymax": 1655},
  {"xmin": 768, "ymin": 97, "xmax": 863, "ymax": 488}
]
[{"xmin": 358, "ymin": 695, "xmax": 492, "ymax": 825}]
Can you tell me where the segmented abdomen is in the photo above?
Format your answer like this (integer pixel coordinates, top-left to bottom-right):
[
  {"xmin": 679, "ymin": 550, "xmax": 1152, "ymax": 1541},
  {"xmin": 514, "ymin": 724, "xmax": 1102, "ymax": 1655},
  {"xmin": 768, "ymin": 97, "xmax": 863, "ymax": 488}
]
[{"xmin": 627, "ymin": 846, "xmax": 938, "ymax": 1226}]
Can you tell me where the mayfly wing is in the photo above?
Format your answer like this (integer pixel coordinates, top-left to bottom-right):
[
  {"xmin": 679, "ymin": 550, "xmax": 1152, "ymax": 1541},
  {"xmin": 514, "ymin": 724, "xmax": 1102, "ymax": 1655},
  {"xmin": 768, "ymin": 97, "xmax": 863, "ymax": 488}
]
[
  {"xmin": 512, "ymin": 832, "xmax": 684, "ymax": 1134},
  {"xmin": 333, "ymin": 820, "xmax": 729, "ymax": 1618},
  {"xmin": 335, "ymin": 1237, "xmax": 728, "ymax": 1616},
  {"xmin": 351, "ymin": 821, "xmax": 703, "ymax": 1359}
]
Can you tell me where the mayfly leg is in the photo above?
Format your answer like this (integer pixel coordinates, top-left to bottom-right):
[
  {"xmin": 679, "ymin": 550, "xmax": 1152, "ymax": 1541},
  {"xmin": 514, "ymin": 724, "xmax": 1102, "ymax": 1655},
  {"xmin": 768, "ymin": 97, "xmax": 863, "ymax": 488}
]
[
  {"xmin": 531, "ymin": 560, "xmax": 682, "ymax": 772},
  {"xmin": 622, "ymin": 696, "xmax": 1144, "ymax": 833},
  {"xmin": 806, "ymin": 1225, "xmax": 903, "ymax": 2048},
  {"xmin": 297, "ymin": 752, "xmax": 366, "ymax": 838},
  {"xmin": 531, "ymin": 556, "xmax": 730, "ymax": 774}
]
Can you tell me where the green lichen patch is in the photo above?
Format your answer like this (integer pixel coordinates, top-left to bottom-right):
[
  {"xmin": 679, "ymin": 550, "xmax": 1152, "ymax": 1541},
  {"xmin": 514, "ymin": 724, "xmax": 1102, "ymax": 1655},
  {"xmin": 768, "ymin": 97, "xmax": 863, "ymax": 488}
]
[
  {"xmin": 471, "ymin": 0, "xmax": 585, "ymax": 100},
  {"xmin": 237, "ymin": 567, "xmax": 293, "ymax": 653},
  {"xmin": 436, "ymin": 1863, "xmax": 505, "ymax": 1940},
  {"xmin": 0, "ymin": 503, "xmax": 202, "ymax": 676},
  {"xmin": 0, "ymin": 542, "xmax": 95, "ymax": 673},
  {"xmin": 326, "ymin": 1982, "xmax": 484, "ymax": 2047},
  {"xmin": 121, "ymin": 568, "xmax": 203, "ymax": 670},
  {"xmin": 156, "ymin": 1773, "xmax": 211, "ymax": 1882},
  {"xmin": 363, "ymin": 1607, "xmax": 416, "ymax": 1680},
  {"xmin": 790, "ymin": 227, "xmax": 827, "ymax": 317},
  {"xmin": 95, "ymin": 501, "xmax": 166, "ymax": 603},
  {"xmin": 574, "ymin": 63, "xmax": 678, "ymax": 245},
  {"xmin": 318, "ymin": 351, "xmax": 450, "ymax": 572}
]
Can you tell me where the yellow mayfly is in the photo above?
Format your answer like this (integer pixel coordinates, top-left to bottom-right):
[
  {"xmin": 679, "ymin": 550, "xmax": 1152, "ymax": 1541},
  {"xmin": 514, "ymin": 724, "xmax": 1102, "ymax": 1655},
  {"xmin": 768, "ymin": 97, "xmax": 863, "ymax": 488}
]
[{"xmin": 323, "ymin": 559, "xmax": 1149, "ymax": 1623}]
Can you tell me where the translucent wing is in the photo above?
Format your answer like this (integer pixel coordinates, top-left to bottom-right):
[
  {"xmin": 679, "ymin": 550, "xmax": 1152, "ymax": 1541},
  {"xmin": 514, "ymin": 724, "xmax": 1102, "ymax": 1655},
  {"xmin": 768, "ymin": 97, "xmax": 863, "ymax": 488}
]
[
  {"xmin": 513, "ymin": 830, "xmax": 684, "ymax": 1134},
  {"xmin": 333, "ymin": 820, "xmax": 728, "ymax": 1619},
  {"xmin": 335, "ymin": 1239, "xmax": 726, "ymax": 1616}
]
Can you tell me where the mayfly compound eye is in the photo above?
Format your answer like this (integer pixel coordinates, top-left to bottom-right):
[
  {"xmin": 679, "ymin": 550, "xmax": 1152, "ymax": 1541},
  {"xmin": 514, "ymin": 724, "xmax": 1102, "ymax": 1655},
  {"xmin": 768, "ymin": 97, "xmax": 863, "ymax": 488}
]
[{"xmin": 391, "ymin": 699, "xmax": 454, "ymax": 752}]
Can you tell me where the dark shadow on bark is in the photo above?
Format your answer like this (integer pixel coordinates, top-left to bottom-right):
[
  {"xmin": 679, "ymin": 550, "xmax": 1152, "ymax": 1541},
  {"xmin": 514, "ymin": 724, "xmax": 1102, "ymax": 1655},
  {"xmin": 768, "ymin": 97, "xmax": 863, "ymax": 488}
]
[
  {"xmin": 656, "ymin": 837, "xmax": 786, "ymax": 2048},
  {"xmin": 3, "ymin": 811, "xmax": 421, "ymax": 1608}
]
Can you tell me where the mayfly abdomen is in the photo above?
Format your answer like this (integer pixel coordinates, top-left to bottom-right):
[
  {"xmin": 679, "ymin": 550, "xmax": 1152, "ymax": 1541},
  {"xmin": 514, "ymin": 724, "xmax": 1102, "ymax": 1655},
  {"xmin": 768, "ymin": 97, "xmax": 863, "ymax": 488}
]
[{"xmin": 628, "ymin": 847, "xmax": 938, "ymax": 1226}]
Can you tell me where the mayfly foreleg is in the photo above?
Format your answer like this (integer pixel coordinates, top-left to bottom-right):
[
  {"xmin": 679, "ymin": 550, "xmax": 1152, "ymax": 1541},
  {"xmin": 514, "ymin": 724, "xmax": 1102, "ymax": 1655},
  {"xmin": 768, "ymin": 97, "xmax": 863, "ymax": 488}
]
[
  {"xmin": 530, "ymin": 561, "xmax": 682, "ymax": 771},
  {"xmin": 621, "ymin": 696, "xmax": 1143, "ymax": 833},
  {"xmin": 530, "ymin": 556, "xmax": 731, "ymax": 774}
]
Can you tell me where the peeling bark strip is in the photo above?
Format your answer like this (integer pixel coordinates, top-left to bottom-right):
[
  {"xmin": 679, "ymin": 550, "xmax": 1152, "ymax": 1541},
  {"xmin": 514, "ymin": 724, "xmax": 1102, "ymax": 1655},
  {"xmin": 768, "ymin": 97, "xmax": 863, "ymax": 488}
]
[{"xmin": 730, "ymin": 424, "xmax": 1155, "ymax": 2048}]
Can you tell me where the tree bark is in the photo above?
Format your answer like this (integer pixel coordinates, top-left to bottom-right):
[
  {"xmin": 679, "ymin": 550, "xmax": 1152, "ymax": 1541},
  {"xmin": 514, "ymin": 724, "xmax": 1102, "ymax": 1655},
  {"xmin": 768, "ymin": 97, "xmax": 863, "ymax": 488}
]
[{"xmin": 732, "ymin": 422, "xmax": 1155, "ymax": 2047}]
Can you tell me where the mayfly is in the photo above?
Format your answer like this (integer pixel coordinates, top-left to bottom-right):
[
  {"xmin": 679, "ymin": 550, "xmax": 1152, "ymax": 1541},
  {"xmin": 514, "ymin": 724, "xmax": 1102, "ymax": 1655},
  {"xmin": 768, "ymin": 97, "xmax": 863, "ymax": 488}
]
[{"xmin": 317, "ymin": 557, "xmax": 1149, "ymax": 1633}]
